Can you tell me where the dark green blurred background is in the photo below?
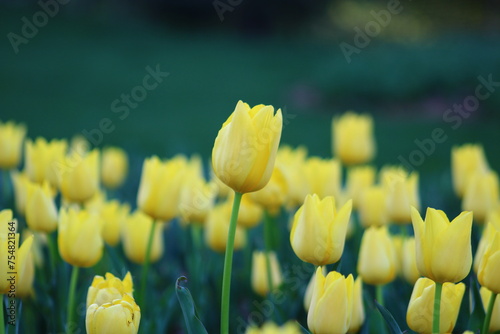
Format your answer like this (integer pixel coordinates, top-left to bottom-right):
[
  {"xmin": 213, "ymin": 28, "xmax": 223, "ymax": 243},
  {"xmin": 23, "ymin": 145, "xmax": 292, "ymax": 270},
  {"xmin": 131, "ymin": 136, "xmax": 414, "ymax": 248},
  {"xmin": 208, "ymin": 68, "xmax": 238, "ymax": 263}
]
[{"xmin": 1, "ymin": 0, "xmax": 500, "ymax": 208}]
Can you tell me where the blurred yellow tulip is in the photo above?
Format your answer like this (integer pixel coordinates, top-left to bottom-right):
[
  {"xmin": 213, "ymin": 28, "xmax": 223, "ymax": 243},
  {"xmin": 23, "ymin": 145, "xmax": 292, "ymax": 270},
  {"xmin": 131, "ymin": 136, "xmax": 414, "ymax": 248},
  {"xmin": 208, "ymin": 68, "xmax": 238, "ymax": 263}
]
[
  {"xmin": 451, "ymin": 144, "xmax": 489, "ymax": 198},
  {"xmin": 290, "ymin": 194, "xmax": 352, "ymax": 266},
  {"xmin": 58, "ymin": 207, "xmax": 103, "ymax": 267},
  {"xmin": 205, "ymin": 203, "xmax": 246, "ymax": 252},
  {"xmin": 358, "ymin": 185, "xmax": 388, "ymax": 227},
  {"xmin": 122, "ymin": 211, "xmax": 163, "ymax": 264},
  {"xmin": 348, "ymin": 277, "xmax": 365, "ymax": 333},
  {"xmin": 24, "ymin": 137, "xmax": 68, "ymax": 188},
  {"xmin": 480, "ymin": 286, "xmax": 500, "ymax": 332},
  {"xmin": 304, "ymin": 157, "xmax": 342, "ymax": 200},
  {"xmin": 137, "ymin": 155, "xmax": 186, "ymax": 221},
  {"xmin": 13, "ymin": 235, "xmax": 35, "ymax": 299},
  {"xmin": 86, "ymin": 272, "xmax": 134, "ymax": 307},
  {"xmin": 235, "ymin": 195, "xmax": 263, "ymax": 229},
  {"xmin": 86, "ymin": 294, "xmax": 140, "ymax": 334},
  {"xmin": 308, "ymin": 268, "xmax": 354, "ymax": 334},
  {"xmin": 212, "ymin": 100, "xmax": 283, "ymax": 194},
  {"xmin": 60, "ymin": 149, "xmax": 100, "ymax": 203},
  {"xmin": 99, "ymin": 200, "xmax": 130, "ymax": 247},
  {"xmin": 345, "ymin": 165, "xmax": 376, "ymax": 209},
  {"xmin": 411, "ymin": 207, "xmax": 473, "ymax": 283},
  {"xmin": 251, "ymin": 251, "xmax": 282, "ymax": 296},
  {"xmin": 478, "ymin": 229, "xmax": 500, "ymax": 294},
  {"xmin": 474, "ymin": 219, "xmax": 500, "ymax": 273},
  {"xmin": 381, "ymin": 166, "xmax": 419, "ymax": 224},
  {"xmin": 25, "ymin": 181, "xmax": 58, "ymax": 233},
  {"xmin": 332, "ymin": 111, "xmax": 375, "ymax": 165},
  {"xmin": 401, "ymin": 237, "xmax": 421, "ymax": 285},
  {"xmin": 10, "ymin": 171, "xmax": 30, "ymax": 215},
  {"xmin": 277, "ymin": 145, "xmax": 309, "ymax": 208},
  {"xmin": 462, "ymin": 170, "xmax": 499, "ymax": 224},
  {"xmin": 407, "ymin": 277, "xmax": 465, "ymax": 334},
  {"xmin": 248, "ymin": 164, "xmax": 288, "ymax": 215},
  {"xmin": 0, "ymin": 120, "xmax": 26, "ymax": 169},
  {"xmin": 357, "ymin": 226, "xmax": 397, "ymax": 285},
  {"xmin": 245, "ymin": 321, "xmax": 301, "ymax": 334},
  {"xmin": 101, "ymin": 147, "xmax": 128, "ymax": 189}
]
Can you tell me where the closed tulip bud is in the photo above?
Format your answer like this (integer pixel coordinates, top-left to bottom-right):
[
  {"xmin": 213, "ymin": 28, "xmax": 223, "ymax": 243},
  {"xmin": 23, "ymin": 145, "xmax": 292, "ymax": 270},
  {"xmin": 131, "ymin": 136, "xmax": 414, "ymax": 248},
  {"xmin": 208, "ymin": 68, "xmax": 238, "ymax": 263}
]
[
  {"xmin": 304, "ymin": 157, "xmax": 342, "ymax": 200},
  {"xmin": 411, "ymin": 207, "xmax": 473, "ymax": 283},
  {"xmin": 86, "ymin": 272, "xmax": 134, "ymax": 307},
  {"xmin": 86, "ymin": 294, "xmax": 140, "ymax": 334},
  {"xmin": 122, "ymin": 211, "xmax": 163, "ymax": 264},
  {"xmin": 60, "ymin": 149, "xmax": 100, "ymax": 203},
  {"xmin": 58, "ymin": 207, "xmax": 103, "ymax": 267},
  {"xmin": 304, "ymin": 267, "xmax": 327, "ymax": 312},
  {"xmin": 248, "ymin": 165, "xmax": 288, "ymax": 215},
  {"xmin": 10, "ymin": 171, "xmax": 30, "ymax": 215},
  {"xmin": 13, "ymin": 235, "xmax": 35, "ymax": 299},
  {"xmin": 99, "ymin": 201, "xmax": 130, "ymax": 247},
  {"xmin": 277, "ymin": 145, "xmax": 309, "ymax": 208},
  {"xmin": 478, "ymin": 230, "xmax": 500, "ymax": 293},
  {"xmin": 25, "ymin": 181, "xmax": 58, "ymax": 233},
  {"xmin": 0, "ymin": 120, "xmax": 26, "ymax": 169},
  {"xmin": 345, "ymin": 166, "xmax": 376, "ymax": 209},
  {"xmin": 290, "ymin": 194, "xmax": 352, "ymax": 266},
  {"xmin": 251, "ymin": 251, "xmax": 282, "ymax": 296},
  {"xmin": 480, "ymin": 287, "xmax": 500, "ymax": 332},
  {"xmin": 452, "ymin": 144, "xmax": 489, "ymax": 198},
  {"xmin": 212, "ymin": 100, "xmax": 283, "ymax": 193},
  {"xmin": 358, "ymin": 186, "xmax": 388, "ymax": 227},
  {"xmin": 401, "ymin": 237, "xmax": 421, "ymax": 285},
  {"xmin": 348, "ymin": 277, "xmax": 365, "ymax": 333},
  {"xmin": 474, "ymin": 220, "xmax": 500, "ymax": 273},
  {"xmin": 462, "ymin": 170, "xmax": 499, "ymax": 224},
  {"xmin": 308, "ymin": 268, "xmax": 354, "ymax": 334},
  {"xmin": 407, "ymin": 278, "xmax": 465, "ymax": 334},
  {"xmin": 210, "ymin": 168, "xmax": 232, "ymax": 198},
  {"xmin": 101, "ymin": 147, "xmax": 128, "ymax": 190},
  {"xmin": 205, "ymin": 203, "xmax": 246, "ymax": 252},
  {"xmin": 245, "ymin": 321, "xmax": 301, "ymax": 334},
  {"xmin": 179, "ymin": 156, "xmax": 215, "ymax": 225},
  {"xmin": 332, "ymin": 112, "xmax": 375, "ymax": 165},
  {"xmin": 381, "ymin": 166, "xmax": 419, "ymax": 224},
  {"xmin": 357, "ymin": 226, "xmax": 397, "ymax": 285},
  {"xmin": 137, "ymin": 155, "xmax": 186, "ymax": 221},
  {"xmin": 24, "ymin": 137, "xmax": 68, "ymax": 188}
]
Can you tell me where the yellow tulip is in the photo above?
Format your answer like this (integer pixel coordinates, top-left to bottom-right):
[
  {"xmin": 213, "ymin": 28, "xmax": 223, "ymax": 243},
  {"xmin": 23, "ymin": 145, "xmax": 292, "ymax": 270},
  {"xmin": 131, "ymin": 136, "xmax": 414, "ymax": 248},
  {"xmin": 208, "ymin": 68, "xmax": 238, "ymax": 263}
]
[
  {"xmin": 304, "ymin": 157, "xmax": 342, "ymax": 200},
  {"xmin": 99, "ymin": 200, "xmax": 130, "ymax": 247},
  {"xmin": 22, "ymin": 229, "xmax": 45, "ymax": 268},
  {"xmin": 24, "ymin": 137, "xmax": 68, "ymax": 188},
  {"xmin": 478, "ymin": 230, "xmax": 500, "ymax": 293},
  {"xmin": 345, "ymin": 165, "xmax": 376, "ymax": 209},
  {"xmin": 205, "ymin": 203, "xmax": 246, "ymax": 252},
  {"xmin": 304, "ymin": 267, "xmax": 327, "ymax": 312},
  {"xmin": 348, "ymin": 277, "xmax": 365, "ymax": 333},
  {"xmin": 462, "ymin": 170, "xmax": 499, "ymax": 224},
  {"xmin": 179, "ymin": 156, "xmax": 215, "ymax": 225},
  {"xmin": 13, "ymin": 235, "xmax": 34, "ymax": 299},
  {"xmin": 332, "ymin": 111, "xmax": 375, "ymax": 165},
  {"xmin": 0, "ymin": 210, "xmax": 16, "ymax": 293},
  {"xmin": 407, "ymin": 277, "xmax": 465, "ymax": 334},
  {"xmin": 474, "ymin": 220, "xmax": 500, "ymax": 273},
  {"xmin": 121, "ymin": 211, "xmax": 163, "ymax": 264},
  {"xmin": 451, "ymin": 144, "xmax": 489, "ymax": 198},
  {"xmin": 358, "ymin": 185, "xmax": 388, "ymax": 227},
  {"xmin": 308, "ymin": 268, "xmax": 354, "ymax": 334},
  {"xmin": 251, "ymin": 251, "xmax": 282, "ymax": 296},
  {"xmin": 381, "ymin": 166, "xmax": 419, "ymax": 224},
  {"xmin": 86, "ymin": 294, "xmax": 140, "ymax": 334},
  {"xmin": 357, "ymin": 226, "xmax": 397, "ymax": 285},
  {"xmin": 212, "ymin": 100, "xmax": 283, "ymax": 194},
  {"xmin": 411, "ymin": 207, "xmax": 473, "ymax": 283},
  {"xmin": 58, "ymin": 207, "xmax": 103, "ymax": 267},
  {"xmin": 0, "ymin": 120, "xmax": 26, "ymax": 169},
  {"xmin": 401, "ymin": 237, "xmax": 421, "ymax": 285},
  {"xmin": 480, "ymin": 286, "xmax": 500, "ymax": 332},
  {"xmin": 235, "ymin": 195, "xmax": 263, "ymax": 228},
  {"xmin": 101, "ymin": 147, "xmax": 128, "ymax": 190},
  {"xmin": 290, "ymin": 194, "xmax": 352, "ymax": 266},
  {"xmin": 277, "ymin": 145, "xmax": 309, "ymax": 208},
  {"xmin": 86, "ymin": 272, "xmax": 134, "ymax": 307},
  {"xmin": 10, "ymin": 171, "xmax": 30, "ymax": 215},
  {"xmin": 137, "ymin": 155, "xmax": 186, "ymax": 221},
  {"xmin": 25, "ymin": 181, "xmax": 58, "ymax": 233},
  {"xmin": 60, "ymin": 149, "xmax": 100, "ymax": 203},
  {"xmin": 248, "ymin": 164, "xmax": 288, "ymax": 215},
  {"xmin": 245, "ymin": 321, "xmax": 301, "ymax": 334}
]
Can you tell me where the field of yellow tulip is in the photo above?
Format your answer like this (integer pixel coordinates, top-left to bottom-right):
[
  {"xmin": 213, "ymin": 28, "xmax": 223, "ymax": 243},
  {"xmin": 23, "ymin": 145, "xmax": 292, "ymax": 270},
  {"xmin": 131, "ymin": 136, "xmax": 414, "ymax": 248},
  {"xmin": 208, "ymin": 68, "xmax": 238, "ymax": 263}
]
[{"xmin": 1, "ymin": 100, "xmax": 500, "ymax": 334}]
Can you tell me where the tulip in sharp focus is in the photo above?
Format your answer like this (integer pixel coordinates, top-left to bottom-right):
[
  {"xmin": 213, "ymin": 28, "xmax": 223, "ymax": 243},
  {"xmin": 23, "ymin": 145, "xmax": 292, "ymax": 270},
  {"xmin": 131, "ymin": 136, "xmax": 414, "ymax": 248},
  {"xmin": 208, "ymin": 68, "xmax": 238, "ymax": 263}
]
[
  {"xmin": 304, "ymin": 157, "xmax": 342, "ymax": 200},
  {"xmin": 212, "ymin": 100, "xmax": 283, "ymax": 193},
  {"xmin": 0, "ymin": 120, "xmax": 26, "ymax": 169},
  {"xmin": 58, "ymin": 207, "xmax": 103, "ymax": 267},
  {"xmin": 205, "ymin": 203, "xmax": 246, "ymax": 252},
  {"xmin": 407, "ymin": 277, "xmax": 465, "ymax": 334},
  {"xmin": 308, "ymin": 268, "xmax": 354, "ymax": 334},
  {"xmin": 357, "ymin": 226, "xmax": 397, "ymax": 285},
  {"xmin": 358, "ymin": 185, "xmax": 388, "ymax": 227},
  {"xmin": 24, "ymin": 137, "xmax": 68, "ymax": 189},
  {"xmin": 345, "ymin": 165, "xmax": 376, "ymax": 209},
  {"xmin": 478, "ymin": 229, "xmax": 500, "ymax": 293},
  {"xmin": 381, "ymin": 166, "xmax": 419, "ymax": 224},
  {"xmin": 86, "ymin": 294, "xmax": 140, "ymax": 334},
  {"xmin": 25, "ymin": 181, "xmax": 58, "ymax": 233},
  {"xmin": 137, "ymin": 155, "xmax": 186, "ymax": 221},
  {"xmin": 251, "ymin": 251, "xmax": 282, "ymax": 296},
  {"xmin": 411, "ymin": 207, "xmax": 473, "ymax": 283},
  {"xmin": 480, "ymin": 286, "xmax": 500, "ymax": 332},
  {"xmin": 101, "ymin": 147, "xmax": 128, "ymax": 190},
  {"xmin": 451, "ymin": 144, "xmax": 489, "ymax": 198},
  {"xmin": 60, "ymin": 149, "xmax": 100, "ymax": 203},
  {"xmin": 348, "ymin": 277, "xmax": 365, "ymax": 333},
  {"xmin": 304, "ymin": 267, "xmax": 327, "ymax": 312},
  {"xmin": 332, "ymin": 111, "xmax": 375, "ymax": 165},
  {"xmin": 245, "ymin": 321, "xmax": 301, "ymax": 334},
  {"xmin": 462, "ymin": 170, "xmax": 499, "ymax": 224},
  {"xmin": 248, "ymin": 164, "xmax": 288, "ymax": 215},
  {"xmin": 290, "ymin": 194, "xmax": 352, "ymax": 266},
  {"xmin": 122, "ymin": 211, "xmax": 163, "ymax": 264}
]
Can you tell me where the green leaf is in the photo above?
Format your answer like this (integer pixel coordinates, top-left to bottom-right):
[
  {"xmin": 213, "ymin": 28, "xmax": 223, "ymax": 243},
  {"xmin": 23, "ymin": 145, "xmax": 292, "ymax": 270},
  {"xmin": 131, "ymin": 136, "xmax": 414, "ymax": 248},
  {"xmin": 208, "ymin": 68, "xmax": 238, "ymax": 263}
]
[
  {"xmin": 374, "ymin": 301, "xmax": 404, "ymax": 334},
  {"xmin": 467, "ymin": 277, "xmax": 486, "ymax": 332},
  {"xmin": 176, "ymin": 276, "xmax": 209, "ymax": 334},
  {"xmin": 296, "ymin": 321, "xmax": 312, "ymax": 334}
]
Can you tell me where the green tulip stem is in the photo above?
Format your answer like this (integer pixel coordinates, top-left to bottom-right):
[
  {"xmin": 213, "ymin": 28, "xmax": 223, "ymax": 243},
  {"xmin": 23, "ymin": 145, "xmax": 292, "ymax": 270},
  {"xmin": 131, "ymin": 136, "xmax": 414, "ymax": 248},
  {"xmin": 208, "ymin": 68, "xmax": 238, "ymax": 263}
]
[
  {"xmin": 376, "ymin": 284, "xmax": 384, "ymax": 307},
  {"xmin": 66, "ymin": 266, "xmax": 79, "ymax": 334},
  {"xmin": 263, "ymin": 210, "xmax": 274, "ymax": 296},
  {"xmin": 139, "ymin": 219, "xmax": 158, "ymax": 310},
  {"xmin": 482, "ymin": 291, "xmax": 497, "ymax": 334},
  {"xmin": 220, "ymin": 191, "xmax": 243, "ymax": 334},
  {"xmin": 432, "ymin": 281, "xmax": 443, "ymax": 334},
  {"xmin": 47, "ymin": 232, "xmax": 58, "ymax": 275},
  {"xmin": 0, "ymin": 294, "xmax": 5, "ymax": 334},
  {"xmin": 191, "ymin": 223, "xmax": 203, "ymax": 252}
]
